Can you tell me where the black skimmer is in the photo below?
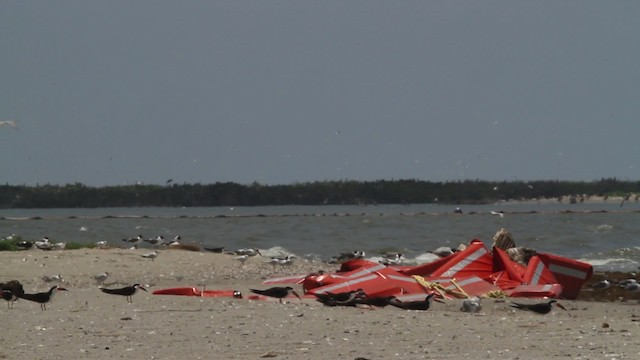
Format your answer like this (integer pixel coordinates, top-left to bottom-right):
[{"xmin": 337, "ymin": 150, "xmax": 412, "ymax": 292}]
[
  {"xmin": 250, "ymin": 286, "xmax": 301, "ymax": 303},
  {"xmin": 386, "ymin": 293, "xmax": 441, "ymax": 311},
  {"xmin": 141, "ymin": 250, "xmax": 159, "ymax": 261},
  {"xmin": 100, "ymin": 284, "xmax": 147, "ymax": 303},
  {"xmin": 461, "ymin": 296, "xmax": 482, "ymax": 313},
  {"xmin": 17, "ymin": 285, "xmax": 67, "ymax": 310},
  {"xmin": 1, "ymin": 290, "xmax": 17, "ymax": 309},
  {"xmin": 314, "ymin": 289, "xmax": 366, "ymax": 307},
  {"xmin": 510, "ymin": 299, "xmax": 566, "ymax": 314}
]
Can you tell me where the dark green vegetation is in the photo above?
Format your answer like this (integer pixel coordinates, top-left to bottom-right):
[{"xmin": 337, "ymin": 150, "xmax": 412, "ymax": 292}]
[{"xmin": 0, "ymin": 178, "xmax": 638, "ymax": 208}]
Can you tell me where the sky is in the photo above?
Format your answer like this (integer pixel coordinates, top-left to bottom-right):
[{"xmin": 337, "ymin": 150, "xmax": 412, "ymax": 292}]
[{"xmin": 1, "ymin": 1, "xmax": 639, "ymax": 186}]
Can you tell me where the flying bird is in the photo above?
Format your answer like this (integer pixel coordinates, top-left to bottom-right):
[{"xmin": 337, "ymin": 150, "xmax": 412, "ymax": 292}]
[
  {"xmin": 0, "ymin": 120, "xmax": 17, "ymax": 128},
  {"xmin": 510, "ymin": 299, "xmax": 566, "ymax": 314},
  {"xmin": 250, "ymin": 286, "xmax": 301, "ymax": 303},
  {"xmin": 100, "ymin": 284, "xmax": 147, "ymax": 303}
]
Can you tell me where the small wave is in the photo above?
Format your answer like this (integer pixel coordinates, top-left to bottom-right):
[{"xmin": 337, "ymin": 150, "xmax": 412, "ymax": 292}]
[{"xmin": 578, "ymin": 257, "xmax": 639, "ymax": 272}]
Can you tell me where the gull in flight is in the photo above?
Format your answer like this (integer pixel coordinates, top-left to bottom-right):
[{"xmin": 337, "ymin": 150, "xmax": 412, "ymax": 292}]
[
  {"xmin": 0, "ymin": 120, "xmax": 17, "ymax": 129},
  {"xmin": 490, "ymin": 211, "xmax": 504, "ymax": 218}
]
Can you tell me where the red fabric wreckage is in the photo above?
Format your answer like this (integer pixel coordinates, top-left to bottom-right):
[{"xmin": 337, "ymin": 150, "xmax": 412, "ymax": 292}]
[{"xmin": 266, "ymin": 239, "xmax": 592, "ymax": 300}]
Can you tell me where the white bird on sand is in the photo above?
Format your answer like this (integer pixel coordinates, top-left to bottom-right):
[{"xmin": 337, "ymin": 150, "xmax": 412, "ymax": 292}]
[
  {"xmin": 461, "ymin": 297, "xmax": 482, "ymax": 313},
  {"xmin": 95, "ymin": 240, "xmax": 108, "ymax": 248},
  {"xmin": 93, "ymin": 272, "xmax": 110, "ymax": 284},
  {"xmin": 235, "ymin": 248, "xmax": 262, "ymax": 257},
  {"xmin": 141, "ymin": 251, "xmax": 159, "ymax": 261},
  {"xmin": 145, "ymin": 235, "xmax": 164, "ymax": 246},
  {"xmin": 235, "ymin": 254, "xmax": 249, "ymax": 266},
  {"xmin": 42, "ymin": 274, "xmax": 64, "ymax": 283},
  {"xmin": 122, "ymin": 234, "xmax": 143, "ymax": 246},
  {"xmin": 590, "ymin": 279, "xmax": 611, "ymax": 290},
  {"xmin": 35, "ymin": 237, "xmax": 52, "ymax": 250}
]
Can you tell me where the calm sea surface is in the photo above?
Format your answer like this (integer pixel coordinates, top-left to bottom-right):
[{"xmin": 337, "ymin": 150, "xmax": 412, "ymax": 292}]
[{"xmin": 2, "ymin": 201, "xmax": 640, "ymax": 272}]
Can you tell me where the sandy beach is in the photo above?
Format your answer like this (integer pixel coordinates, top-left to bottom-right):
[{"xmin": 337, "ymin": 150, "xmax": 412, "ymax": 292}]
[{"xmin": 2, "ymin": 248, "xmax": 640, "ymax": 360}]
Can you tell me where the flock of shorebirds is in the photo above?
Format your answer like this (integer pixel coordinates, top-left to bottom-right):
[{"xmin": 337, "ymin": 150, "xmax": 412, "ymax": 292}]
[{"xmin": 2, "ymin": 233, "xmax": 567, "ymax": 315}]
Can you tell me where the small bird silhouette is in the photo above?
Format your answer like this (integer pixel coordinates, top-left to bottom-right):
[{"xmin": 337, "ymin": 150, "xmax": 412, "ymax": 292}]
[
  {"xmin": 100, "ymin": 284, "xmax": 147, "ymax": 303},
  {"xmin": 510, "ymin": 299, "xmax": 566, "ymax": 314},
  {"xmin": 250, "ymin": 286, "xmax": 301, "ymax": 303}
]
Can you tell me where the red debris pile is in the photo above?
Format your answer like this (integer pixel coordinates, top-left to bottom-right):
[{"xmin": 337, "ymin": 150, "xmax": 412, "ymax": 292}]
[{"xmin": 266, "ymin": 238, "xmax": 593, "ymax": 300}]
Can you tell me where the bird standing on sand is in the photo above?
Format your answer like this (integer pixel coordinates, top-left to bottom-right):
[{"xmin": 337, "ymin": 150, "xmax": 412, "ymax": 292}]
[
  {"xmin": 250, "ymin": 286, "xmax": 301, "ymax": 303},
  {"xmin": 1, "ymin": 290, "xmax": 17, "ymax": 309},
  {"xmin": 510, "ymin": 299, "xmax": 566, "ymax": 314},
  {"xmin": 141, "ymin": 250, "xmax": 159, "ymax": 261},
  {"xmin": 386, "ymin": 293, "xmax": 440, "ymax": 311},
  {"xmin": 590, "ymin": 280, "xmax": 611, "ymax": 290},
  {"xmin": 235, "ymin": 248, "xmax": 262, "ymax": 257},
  {"xmin": 123, "ymin": 234, "xmax": 143, "ymax": 244},
  {"xmin": 93, "ymin": 272, "xmax": 110, "ymax": 284},
  {"xmin": 144, "ymin": 235, "xmax": 164, "ymax": 246},
  {"xmin": 235, "ymin": 254, "xmax": 249, "ymax": 266},
  {"xmin": 461, "ymin": 297, "xmax": 482, "ymax": 313},
  {"xmin": 17, "ymin": 285, "xmax": 67, "ymax": 310},
  {"xmin": 314, "ymin": 289, "xmax": 366, "ymax": 307},
  {"xmin": 100, "ymin": 284, "xmax": 147, "ymax": 303}
]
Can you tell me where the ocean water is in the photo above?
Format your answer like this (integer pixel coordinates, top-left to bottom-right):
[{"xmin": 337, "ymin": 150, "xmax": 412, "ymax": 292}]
[{"xmin": 2, "ymin": 201, "xmax": 640, "ymax": 272}]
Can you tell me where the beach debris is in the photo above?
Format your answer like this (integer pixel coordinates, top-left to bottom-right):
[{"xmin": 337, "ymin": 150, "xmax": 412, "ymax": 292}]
[{"xmin": 100, "ymin": 284, "xmax": 147, "ymax": 303}]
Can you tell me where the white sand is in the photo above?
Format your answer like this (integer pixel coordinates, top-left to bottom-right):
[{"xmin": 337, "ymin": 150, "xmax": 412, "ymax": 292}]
[{"xmin": 1, "ymin": 248, "xmax": 640, "ymax": 360}]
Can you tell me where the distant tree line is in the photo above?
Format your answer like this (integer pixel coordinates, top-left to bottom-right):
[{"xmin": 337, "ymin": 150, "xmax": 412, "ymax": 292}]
[{"xmin": 0, "ymin": 178, "xmax": 638, "ymax": 208}]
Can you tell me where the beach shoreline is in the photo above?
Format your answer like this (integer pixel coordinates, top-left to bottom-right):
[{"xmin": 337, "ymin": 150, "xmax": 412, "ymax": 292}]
[{"xmin": 1, "ymin": 248, "xmax": 639, "ymax": 359}]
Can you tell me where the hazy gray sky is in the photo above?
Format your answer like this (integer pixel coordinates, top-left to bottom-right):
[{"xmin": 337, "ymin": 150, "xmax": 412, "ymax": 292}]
[{"xmin": 2, "ymin": 1, "xmax": 639, "ymax": 186}]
